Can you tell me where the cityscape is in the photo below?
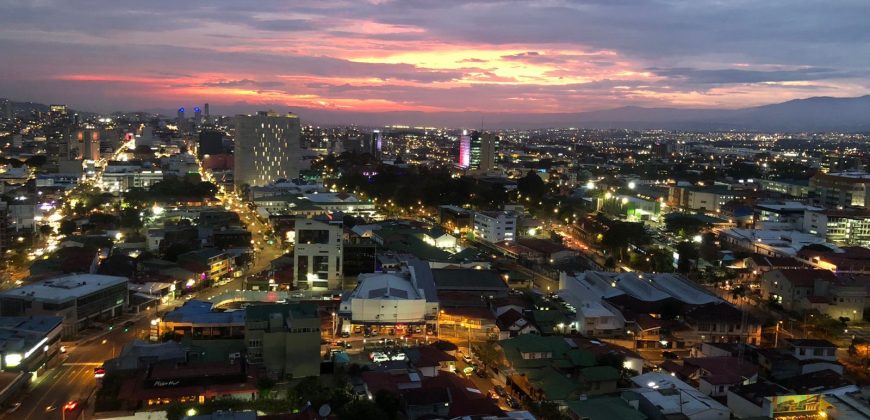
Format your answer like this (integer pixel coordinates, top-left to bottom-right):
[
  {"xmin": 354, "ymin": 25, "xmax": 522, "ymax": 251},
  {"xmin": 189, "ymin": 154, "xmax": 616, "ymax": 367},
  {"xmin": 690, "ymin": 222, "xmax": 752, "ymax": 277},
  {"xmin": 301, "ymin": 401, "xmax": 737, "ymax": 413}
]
[{"xmin": 2, "ymin": 2, "xmax": 870, "ymax": 420}]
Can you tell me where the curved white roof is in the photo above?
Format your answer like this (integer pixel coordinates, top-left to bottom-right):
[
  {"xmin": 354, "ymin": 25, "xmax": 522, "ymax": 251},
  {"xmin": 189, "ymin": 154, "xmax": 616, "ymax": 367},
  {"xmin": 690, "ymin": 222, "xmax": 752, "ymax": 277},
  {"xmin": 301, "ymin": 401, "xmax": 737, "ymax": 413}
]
[{"xmin": 351, "ymin": 272, "xmax": 423, "ymax": 300}]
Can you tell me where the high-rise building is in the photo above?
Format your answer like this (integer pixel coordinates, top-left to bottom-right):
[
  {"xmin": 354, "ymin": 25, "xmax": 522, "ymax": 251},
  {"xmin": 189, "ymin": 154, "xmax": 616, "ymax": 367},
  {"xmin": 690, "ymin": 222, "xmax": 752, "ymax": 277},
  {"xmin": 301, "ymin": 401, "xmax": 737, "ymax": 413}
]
[
  {"xmin": 469, "ymin": 130, "xmax": 482, "ymax": 169},
  {"xmin": 479, "ymin": 132, "xmax": 498, "ymax": 171},
  {"xmin": 67, "ymin": 128, "xmax": 101, "ymax": 161},
  {"xmin": 293, "ymin": 218, "xmax": 343, "ymax": 290},
  {"xmin": 204, "ymin": 103, "xmax": 210, "ymax": 117},
  {"xmin": 458, "ymin": 130, "xmax": 471, "ymax": 168},
  {"xmin": 0, "ymin": 99, "xmax": 11, "ymax": 120},
  {"xmin": 194, "ymin": 106, "xmax": 202, "ymax": 123},
  {"xmin": 234, "ymin": 111, "xmax": 302, "ymax": 187},
  {"xmin": 369, "ymin": 130, "xmax": 382, "ymax": 157},
  {"xmin": 176, "ymin": 107, "xmax": 186, "ymax": 132},
  {"xmin": 198, "ymin": 129, "xmax": 224, "ymax": 158},
  {"xmin": 49, "ymin": 104, "xmax": 68, "ymax": 121}
]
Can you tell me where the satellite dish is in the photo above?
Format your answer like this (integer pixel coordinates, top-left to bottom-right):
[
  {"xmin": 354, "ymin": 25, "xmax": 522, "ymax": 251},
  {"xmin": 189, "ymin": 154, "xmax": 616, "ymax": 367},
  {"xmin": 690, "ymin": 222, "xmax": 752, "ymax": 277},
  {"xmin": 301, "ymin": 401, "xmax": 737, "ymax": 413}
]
[{"xmin": 318, "ymin": 403, "xmax": 332, "ymax": 418}]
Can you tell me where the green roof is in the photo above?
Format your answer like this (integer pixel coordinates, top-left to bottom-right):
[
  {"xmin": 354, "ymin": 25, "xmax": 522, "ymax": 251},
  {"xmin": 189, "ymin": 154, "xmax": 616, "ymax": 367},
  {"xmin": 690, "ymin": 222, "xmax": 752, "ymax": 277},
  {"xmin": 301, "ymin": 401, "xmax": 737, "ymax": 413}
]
[
  {"xmin": 581, "ymin": 366, "xmax": 620, "ymax": 382},
  {"xmin": 566, "ymin": 349, "xmax": 596, "ymax": 367},
  {"xmin": 527, "ymin": 367, "xmax": 583, "ymax": 401},
  {"xmin": 565, "ymin": 397, "xmax": 646, "ymax": 420}
]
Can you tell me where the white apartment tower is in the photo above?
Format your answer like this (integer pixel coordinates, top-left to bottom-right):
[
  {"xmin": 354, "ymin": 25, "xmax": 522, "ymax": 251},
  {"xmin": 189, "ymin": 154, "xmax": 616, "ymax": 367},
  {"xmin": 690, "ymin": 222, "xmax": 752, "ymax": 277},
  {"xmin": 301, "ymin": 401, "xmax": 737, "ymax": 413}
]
[{"xmin": 234, "ymin": 111, "xmax": 302, "ymax": 187}]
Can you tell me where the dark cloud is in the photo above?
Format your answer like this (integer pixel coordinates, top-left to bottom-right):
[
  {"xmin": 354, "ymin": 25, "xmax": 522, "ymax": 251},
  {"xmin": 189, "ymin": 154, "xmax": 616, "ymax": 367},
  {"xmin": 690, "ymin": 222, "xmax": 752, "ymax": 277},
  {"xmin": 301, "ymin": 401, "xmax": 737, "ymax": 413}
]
[{"xmin": 647, "ymin": 67, "xmax": 846, "ymax": 85}]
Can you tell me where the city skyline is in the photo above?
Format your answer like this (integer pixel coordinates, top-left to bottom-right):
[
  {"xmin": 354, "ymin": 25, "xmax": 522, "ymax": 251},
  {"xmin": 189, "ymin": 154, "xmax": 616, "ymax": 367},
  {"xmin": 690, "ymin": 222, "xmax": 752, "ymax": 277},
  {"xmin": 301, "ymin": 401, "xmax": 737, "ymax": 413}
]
[{"xmin": 1, "ymin": 1, "xmax": 869, "ymax": 119}]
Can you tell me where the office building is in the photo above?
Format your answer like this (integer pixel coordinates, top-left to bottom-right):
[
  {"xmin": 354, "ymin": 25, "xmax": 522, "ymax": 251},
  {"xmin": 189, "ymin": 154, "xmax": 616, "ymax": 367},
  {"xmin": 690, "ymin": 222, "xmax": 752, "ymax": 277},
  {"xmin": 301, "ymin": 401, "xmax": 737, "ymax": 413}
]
[
  {"xmin": 194, "ymin": 106, "xmax": 202, "ymax": 123},
  {"xmin": 458, "ymin": 131, "xmax": 471, "ymax": 168},
  {"xmin": 805, "ymin": 209, "xmax": 870, "ymax": 247},
  {"xmin": 478, "ymin": 132, "xmax": 498, "ymax": 171},
  {"xmin": 245, "ymin": 303, "xmax": 321, "ymax": 379},
  {"xmin": 0, "ymin": 274, "xmax": 128, "ymax": 338},
  {"xmin": 810, "ymin": 171, "xmax": 870, "ymax": 209},
  {"xmin": 204, "ymin": 103, "xmax": 210, "ymax": 118},
  {"xmin": 293, "ymin": 218, "xmax": 343, "ymax": 290},
  {"xmin": 67, "ymin": 128, "xmax": 101, "ymax": 161},
  {"xmin": 0, "ymin": 316, "xmax": 64, "ymax": 372},
  {"xmin": 473, "ymin": 211, "xmax": 517, "ymax": 243},
  {"xmin": 369, "ymin": 130, "xmax": 383, "ymax": 157},
  {"xmin": 234, "ymin": 111, "xmax": 302, "ymax": 187},
  {"xmin": 49, "ymin": 104, "xmax": 67, "ymax": 121},
  {"xmin": 198, "ymin": 129, "xmax": 224, "ymax": 158}
]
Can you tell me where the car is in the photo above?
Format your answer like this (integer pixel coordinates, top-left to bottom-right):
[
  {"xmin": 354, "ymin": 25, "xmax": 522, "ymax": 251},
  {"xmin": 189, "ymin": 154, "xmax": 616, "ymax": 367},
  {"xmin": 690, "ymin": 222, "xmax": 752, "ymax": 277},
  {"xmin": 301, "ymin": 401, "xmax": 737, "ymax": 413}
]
[
  {"xmin": 506, "ymin": 396, "xmax": 521, "ymax": 409},
  {"xmin": 390, "ymin": 353, "xmax": 406, "ymax": 361},
  {"xmin": 493, "ymin": 385, "xmax": 508, "ymax": 398},
  {"xmin": 372, "ymin": 354, "xmax": 390, "ymax": 363},
  {"xmin": 475, "ymin": 369, "xmax": 488, "ymax": 378},
  {"xmin": 5, "ymin": 402, "xmax": 21, "ymax": 413},
  {"xmin": 340, "ymin": 331, "xmax": 350, "ymax": 338},
  {"xmin": 45, "ymin": 404, "xmax": 57, "ymax": 412},
  {"xmin": 462, "ymin": 355, "xmax": 474, "ymax": 364}
]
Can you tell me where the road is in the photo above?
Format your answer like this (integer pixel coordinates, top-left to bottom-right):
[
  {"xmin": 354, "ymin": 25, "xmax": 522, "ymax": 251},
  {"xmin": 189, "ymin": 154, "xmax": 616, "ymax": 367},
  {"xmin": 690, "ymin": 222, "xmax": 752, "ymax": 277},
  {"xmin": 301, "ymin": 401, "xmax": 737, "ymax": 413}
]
[
  {"xmin": 8, "ymin": 148, "xmax": 284, "ymax": 419},
  {"xmin": 10, "ymin": 321, "xmax": 140, "ymax": 420}
]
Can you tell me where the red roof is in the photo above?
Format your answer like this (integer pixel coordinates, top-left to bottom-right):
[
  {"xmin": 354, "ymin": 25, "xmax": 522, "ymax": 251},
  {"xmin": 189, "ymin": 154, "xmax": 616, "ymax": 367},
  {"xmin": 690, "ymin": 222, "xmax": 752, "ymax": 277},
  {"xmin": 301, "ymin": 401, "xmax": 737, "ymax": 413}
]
[{"xmin": 776, "ymin": 269, "xmax": 837, "ymax": 288}]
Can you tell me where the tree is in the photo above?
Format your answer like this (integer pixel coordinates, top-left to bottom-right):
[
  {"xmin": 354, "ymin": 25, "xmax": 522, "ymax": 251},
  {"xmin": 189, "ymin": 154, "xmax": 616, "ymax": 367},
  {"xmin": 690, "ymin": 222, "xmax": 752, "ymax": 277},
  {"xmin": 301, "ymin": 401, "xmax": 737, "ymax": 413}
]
[
  {"xmin": 517, "ymin": 171, "xmax": 547, "ymax": 201},
  {"xmin": 665, "ymin": 215, "xmax": 710, "ymax": 238},
  {"xmin": 530, "ymin": 400, "xmax": 568, "ymax": 420},
  {"xmin": 257, "ymin": 376, "xmax": 276, "ymax": 399},
  {"xmin": 60, "ymin": 220, "xmax": 77, "ymax": 236},
  {"xmin": 699, "ymin": 232, "xmax": 719, "ymax": 262},
  {"xmin": 336, "ymin": 400, "xmax": 387, "ymax": 420},
  {"xmin": 675, "ymin": 241, "xmax": 699, "ymax": 273},
  {"xmin": 374, "ymin": 390, "xmax": 401, "ymax": 420},
  {"xmin": 474, "ymin": 339, "xmax": 501, "ymax": 370}
]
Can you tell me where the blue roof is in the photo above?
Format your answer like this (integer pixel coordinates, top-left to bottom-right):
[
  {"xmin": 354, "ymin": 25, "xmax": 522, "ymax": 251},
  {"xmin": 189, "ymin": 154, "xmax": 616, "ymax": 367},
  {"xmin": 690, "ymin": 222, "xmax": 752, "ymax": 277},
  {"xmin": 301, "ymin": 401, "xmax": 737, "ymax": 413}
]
[{"xmin": 163, "ymin": 300, "xmax": 245, "ymax": 324}]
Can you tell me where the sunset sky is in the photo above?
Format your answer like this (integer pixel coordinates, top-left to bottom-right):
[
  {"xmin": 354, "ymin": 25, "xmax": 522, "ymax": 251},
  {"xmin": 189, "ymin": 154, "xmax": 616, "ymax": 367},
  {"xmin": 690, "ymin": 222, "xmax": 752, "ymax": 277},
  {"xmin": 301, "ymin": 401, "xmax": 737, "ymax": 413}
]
[{"xmin": 1, "ymin": 0, "xmax": 869, "ymax": 116}]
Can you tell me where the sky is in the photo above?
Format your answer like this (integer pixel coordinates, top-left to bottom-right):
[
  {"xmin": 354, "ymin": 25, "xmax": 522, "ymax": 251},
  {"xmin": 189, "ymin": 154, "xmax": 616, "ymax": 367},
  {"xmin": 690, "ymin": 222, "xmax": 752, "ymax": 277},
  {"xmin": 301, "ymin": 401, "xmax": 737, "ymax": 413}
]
[{"xmin": 1, "ymin": 0, "xmax": 869, "ymax": 117}]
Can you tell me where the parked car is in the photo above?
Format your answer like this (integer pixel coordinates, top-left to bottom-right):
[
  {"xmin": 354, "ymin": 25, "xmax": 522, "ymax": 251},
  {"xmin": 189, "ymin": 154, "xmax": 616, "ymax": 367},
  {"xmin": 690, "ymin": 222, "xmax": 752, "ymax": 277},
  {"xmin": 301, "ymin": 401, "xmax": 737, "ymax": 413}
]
[
  {"xmin": 462, "ymin": 355, "xmax": 474, "ymax": 364},
  {"xmin": 372, "ymin": 353, "xmax": 390, "ymax": 363},
  {"xmin": 340, "ymin": 331, "xmax": 350, "ymax": 338},
  {"xmin": 390, "ymin": 353, "xmax": 407, "ymax": 361},
  {"xmin": 506, "ymin": 396, "xmax": 521, "ymax": 409}
]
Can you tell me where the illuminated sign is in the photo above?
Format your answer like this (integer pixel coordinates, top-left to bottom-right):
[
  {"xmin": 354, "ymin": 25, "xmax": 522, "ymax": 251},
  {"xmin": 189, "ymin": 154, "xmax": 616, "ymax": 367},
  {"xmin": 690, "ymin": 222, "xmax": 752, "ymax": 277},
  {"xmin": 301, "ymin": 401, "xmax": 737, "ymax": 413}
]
[{"xmin": 768, "ymin": 394, "xmax": 821, "ymax": 417}]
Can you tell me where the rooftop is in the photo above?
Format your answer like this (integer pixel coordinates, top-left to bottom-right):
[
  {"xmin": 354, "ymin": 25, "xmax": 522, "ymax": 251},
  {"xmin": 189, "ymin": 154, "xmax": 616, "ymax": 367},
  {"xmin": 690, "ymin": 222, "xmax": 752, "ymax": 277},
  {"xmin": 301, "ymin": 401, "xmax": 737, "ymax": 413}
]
[{"xmin": 0, "ymin": 274, "xmax": 127, "ymax": 303}]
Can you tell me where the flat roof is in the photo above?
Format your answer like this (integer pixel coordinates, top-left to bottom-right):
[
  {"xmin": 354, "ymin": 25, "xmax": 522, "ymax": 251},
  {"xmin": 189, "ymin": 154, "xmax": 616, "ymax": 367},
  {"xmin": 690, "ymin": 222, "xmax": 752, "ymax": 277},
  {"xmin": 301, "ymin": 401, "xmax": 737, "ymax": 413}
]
[
  {"xmin": 0, "ymin": 316, "xmax": 63, "ymax": 355},
  {"xmin": 0, "ymin": 274, "xmax": 127, "ymax": 303}
]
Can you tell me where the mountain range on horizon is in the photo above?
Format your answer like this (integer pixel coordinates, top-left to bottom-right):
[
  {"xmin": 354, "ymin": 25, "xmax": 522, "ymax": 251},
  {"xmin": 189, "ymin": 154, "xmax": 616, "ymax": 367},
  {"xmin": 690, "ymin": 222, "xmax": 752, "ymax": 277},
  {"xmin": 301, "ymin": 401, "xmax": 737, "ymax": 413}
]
[{"xmin": 8, "ymin": 95, "xmax": 870, "ymax": 132}]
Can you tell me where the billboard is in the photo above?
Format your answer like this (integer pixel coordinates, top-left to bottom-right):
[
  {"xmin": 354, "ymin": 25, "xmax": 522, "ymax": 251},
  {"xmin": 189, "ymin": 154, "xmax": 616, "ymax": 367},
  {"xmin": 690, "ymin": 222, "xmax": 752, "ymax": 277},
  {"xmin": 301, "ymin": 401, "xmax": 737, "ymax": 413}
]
[{"xmin": 768, "ymin": 394, "xmax": 821, "ymax": 418}]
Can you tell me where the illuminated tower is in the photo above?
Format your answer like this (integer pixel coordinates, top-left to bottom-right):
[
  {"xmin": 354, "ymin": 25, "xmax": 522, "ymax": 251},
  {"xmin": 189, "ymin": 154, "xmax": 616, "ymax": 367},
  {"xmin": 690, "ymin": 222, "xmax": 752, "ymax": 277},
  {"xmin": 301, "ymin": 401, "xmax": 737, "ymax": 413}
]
[
  {"xmin": 234, "ymin": 111, "xmax": 302, "ymax": 187},
  {"xmin": 177, "ymin": 107, "xmax": 185, "ymax": 122},
  {"xmin": 458, "ymin": 130, "xmax": 471, "ymax": 168},
  {"xmin": 194, "ymin": 106, "xmax": 202, "ymax": 123}
]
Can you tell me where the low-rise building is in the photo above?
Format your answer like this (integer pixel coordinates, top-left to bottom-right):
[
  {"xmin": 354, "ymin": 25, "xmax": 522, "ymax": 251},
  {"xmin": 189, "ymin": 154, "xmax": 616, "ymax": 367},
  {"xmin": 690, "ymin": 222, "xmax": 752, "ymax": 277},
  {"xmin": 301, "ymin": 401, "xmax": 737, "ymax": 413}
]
[
  {"xmin": 244, "ymin": 303, "xmax": 321, "ymax": 379},
  {"xmin": 473, "ymin": 211, "xmax": 517, "ymax": 243},
  {"xmin": 0, "ymin": 274, "xmax": 128, "ymax": 337},
  {"xmin": 631, "ymin": 372, "xmax": 730, "ymax": 420},
  {"xmin": 293, "ymin": 217, "xmax": 343, "ymax": 290},
  {"xmin": 804, "ymin": 209, "xmax": 870, "ymax": 247},
  {"xmin": 0, "ymin": 316, "xmax": 63, "ymax": 373},
  {"xmin": 339, "ymin": 258, "xmax": 439, "ymax": 335}
]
